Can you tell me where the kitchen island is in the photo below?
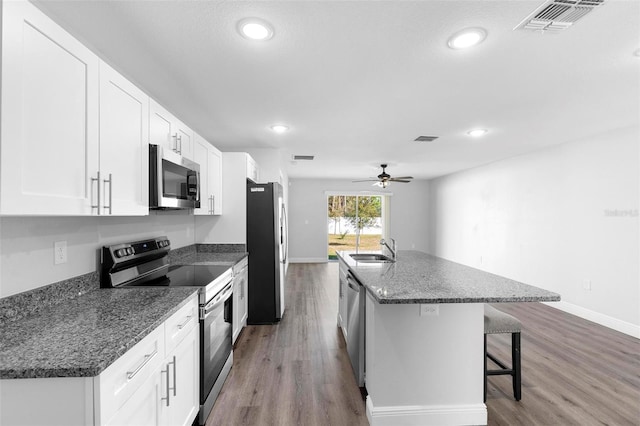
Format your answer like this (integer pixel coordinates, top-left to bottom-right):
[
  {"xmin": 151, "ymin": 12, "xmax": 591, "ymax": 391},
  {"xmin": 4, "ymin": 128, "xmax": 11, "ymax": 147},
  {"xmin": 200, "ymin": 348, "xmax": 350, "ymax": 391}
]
[{"xmin": 336, "ymin": 250, "xmax": 560, "ymax": 426}]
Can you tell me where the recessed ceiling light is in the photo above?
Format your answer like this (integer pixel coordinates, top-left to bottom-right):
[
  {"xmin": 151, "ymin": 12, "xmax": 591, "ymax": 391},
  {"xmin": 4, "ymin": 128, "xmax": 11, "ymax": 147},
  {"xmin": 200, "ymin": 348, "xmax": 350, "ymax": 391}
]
[
  {"xmin": 634, "ymin": 48, "xmax": 640, "ymax": 57},
  {"xmin": 238, "ymin": 18, "xmax": 274, "ymax": 41},
  {"xmin": 467, "ymin": 128, "xmax": 488, "ymax": 137},
  {"xmin": 270, "ymin": 124, "xmax": 289, "ymax": 133},
  {"xmin": 448, "ymin": 28, "xmax": 487, "ymax": 50}
]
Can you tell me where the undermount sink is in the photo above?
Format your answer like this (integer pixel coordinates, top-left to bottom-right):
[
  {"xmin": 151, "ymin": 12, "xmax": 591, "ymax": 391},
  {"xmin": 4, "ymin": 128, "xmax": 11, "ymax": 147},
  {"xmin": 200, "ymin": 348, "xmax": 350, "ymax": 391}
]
[{"xmin": 349, "ymin": 253, "xmax": 395, "ymax": 263}]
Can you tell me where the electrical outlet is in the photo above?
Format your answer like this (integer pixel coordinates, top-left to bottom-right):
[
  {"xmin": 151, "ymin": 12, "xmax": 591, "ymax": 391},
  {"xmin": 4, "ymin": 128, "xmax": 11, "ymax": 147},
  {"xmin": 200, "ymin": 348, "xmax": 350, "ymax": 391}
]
[
  {"xmin": 583, "ymin": 280, "xmax": 592, "ymax": 291},
  {"xmin": 420, "ymin": 304, "xmax": 439, "ymax": 316},
  {"xmin": 54, "ymin": 241, "xmax": 67, "ymax": 265}
]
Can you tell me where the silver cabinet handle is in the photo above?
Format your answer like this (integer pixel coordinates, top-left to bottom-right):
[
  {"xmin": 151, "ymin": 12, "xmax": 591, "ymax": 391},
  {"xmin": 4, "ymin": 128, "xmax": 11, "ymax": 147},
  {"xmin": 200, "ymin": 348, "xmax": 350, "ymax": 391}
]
[
  {"xmin": 91, "ymin": 172, "xmax": 101, "ymax": 214},
  {"xmin": 169, "ymin": 356, "xmax": 177, "ymax": 396},
  {"xmin": 103, "ymin": 173, "xmax": 112, "ymax": 215},
  {"xmin": 172, "ymin": 133, "xmax": 179, "ymax": 153},
  {"xmin": 161, "ymin": 364, "xmax": 170, "ymax": 406},
  {"xmin": 126, "ymin": 348, "xmax": 158, "ymax": 380},
  {"xmin": 176, "ymin": 135, "xmax": 182, "ymax": 154},
  {"xmin": 210, "ymin": 195, "xmax": 214, "ymax": 214},
  {"xmin": 177, "ymin": 315, "xmax": 192, "ymax": 330}
]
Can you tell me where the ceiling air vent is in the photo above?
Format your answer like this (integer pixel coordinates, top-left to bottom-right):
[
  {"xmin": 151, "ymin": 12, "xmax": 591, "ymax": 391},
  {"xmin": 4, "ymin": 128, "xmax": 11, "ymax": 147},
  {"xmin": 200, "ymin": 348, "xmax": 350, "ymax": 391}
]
[
  {"xmin": 515, "ymin": 0, "xmax": 606, "ymax": 32},
  {"xmin": 292, "ymin": 155, "xmax": 314, "ymax": 161},
  {"xmin": 414, "ymin": 136, "xmax": 439, "ymax": 142}
]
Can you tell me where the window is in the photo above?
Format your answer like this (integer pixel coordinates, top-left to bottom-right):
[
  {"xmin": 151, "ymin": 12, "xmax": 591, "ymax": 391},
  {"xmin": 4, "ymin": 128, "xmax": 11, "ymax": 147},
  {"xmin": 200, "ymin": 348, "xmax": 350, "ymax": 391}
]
[{"xmin": 327, "ymin": 194, "xmax": 387, "ymax": 260}]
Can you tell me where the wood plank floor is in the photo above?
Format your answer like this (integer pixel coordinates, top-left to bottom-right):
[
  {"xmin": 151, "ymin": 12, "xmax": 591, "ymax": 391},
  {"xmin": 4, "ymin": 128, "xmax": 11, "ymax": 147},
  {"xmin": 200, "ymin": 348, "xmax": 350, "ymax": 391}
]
[{"xmin": 207, "ymin": 263, "xmax": 640, "ymax": 425}]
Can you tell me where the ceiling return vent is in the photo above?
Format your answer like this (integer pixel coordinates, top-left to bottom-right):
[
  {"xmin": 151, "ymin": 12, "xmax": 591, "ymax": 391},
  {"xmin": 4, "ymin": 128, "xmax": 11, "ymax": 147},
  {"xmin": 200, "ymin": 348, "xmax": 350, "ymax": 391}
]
[
  {"xmin": 292, "ymin": 155, "xmax": 314, "ymax": 161},
  {"xmin": 414, "ymin": 136, "xmax": 439, "ymax": 142},
  {"xmin": 515, "ymin": 0, "xmax": 606, "ymax": 32}
]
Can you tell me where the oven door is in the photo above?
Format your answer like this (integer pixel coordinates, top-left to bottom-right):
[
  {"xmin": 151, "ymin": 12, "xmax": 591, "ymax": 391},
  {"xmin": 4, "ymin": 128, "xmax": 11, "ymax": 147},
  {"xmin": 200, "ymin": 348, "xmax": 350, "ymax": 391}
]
[
  {"xmin": 150, "ymin": 144, "xmax": 200, "ymax": 209},
  {"xmin": 200, "ymin": 281, "xmax": 233, "ymax": 404}
]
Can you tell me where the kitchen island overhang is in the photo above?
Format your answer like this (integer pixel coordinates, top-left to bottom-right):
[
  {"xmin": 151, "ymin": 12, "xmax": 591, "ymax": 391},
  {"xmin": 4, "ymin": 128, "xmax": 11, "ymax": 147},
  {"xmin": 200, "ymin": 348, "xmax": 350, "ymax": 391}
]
[{"xmin": 336, "ymin": 250, "xmax": 560, "ymax": 426}]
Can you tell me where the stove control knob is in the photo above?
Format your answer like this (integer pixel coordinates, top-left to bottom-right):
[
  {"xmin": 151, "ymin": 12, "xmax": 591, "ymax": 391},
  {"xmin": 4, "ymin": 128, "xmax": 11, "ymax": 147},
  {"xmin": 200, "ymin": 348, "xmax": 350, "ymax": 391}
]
[
  {"xmin": 115, "ymin": 249, "xmax": 125, "ymax": 258},
  {"xmin": 126, "ymin": 247, "xmax": 134, "ymax": 255}
]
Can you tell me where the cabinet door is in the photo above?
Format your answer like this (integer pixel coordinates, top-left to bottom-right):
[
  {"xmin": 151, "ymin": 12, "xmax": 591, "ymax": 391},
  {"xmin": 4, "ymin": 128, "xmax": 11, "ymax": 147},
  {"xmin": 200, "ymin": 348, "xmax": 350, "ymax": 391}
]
[
  {"xmin": 105, "ymin": 371, "xmax": 161, "ymax": 426},
  {"xmin": 175, "ymin": 120, "xmax": 194, "ymax": 160},
  {"xmin": 193, "ymin": 137, "xmax": 211, "ymax": 216},
  {"xmin": 0, "ymin": 0, "xmax": 99, "ymax": 215},
  {"xmin": 99, "ymin": 61, "xmax": 149, "ymax": 216},
  {"xmin": 149, "ymin": 99, "xmax": 176, "ymax": 154},
  {"xmin": 232, "ymin": 279, "xmax": 241, "ymax": 344},
  {"xmin": 209, "ymin": 147, "xmax": 223, "ymax": 215},
  {"xmin": 246, "ymin": 155, "xmax": 259, "ymax": 183},
  {"xmin": 163, "ymin": 325, "xmax": 199, "ymax": 426},
  {"xmin": 241, "ymin": 271, "xmax": 248, "ymax": 327}
]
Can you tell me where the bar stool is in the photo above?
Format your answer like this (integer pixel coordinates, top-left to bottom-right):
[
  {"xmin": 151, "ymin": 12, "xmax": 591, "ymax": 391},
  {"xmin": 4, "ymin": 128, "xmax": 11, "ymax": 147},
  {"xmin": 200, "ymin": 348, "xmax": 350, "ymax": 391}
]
[{"xmin": 484, "ymin": 304, "xmax": 521, "ymax": 401}]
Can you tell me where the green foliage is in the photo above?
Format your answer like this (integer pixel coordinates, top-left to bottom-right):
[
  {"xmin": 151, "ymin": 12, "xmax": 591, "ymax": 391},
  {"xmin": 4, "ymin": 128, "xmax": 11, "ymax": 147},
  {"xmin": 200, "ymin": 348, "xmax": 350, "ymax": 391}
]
[{"xmin": 344, "ymin": 196, "xmax": 381, "ymax": 230}]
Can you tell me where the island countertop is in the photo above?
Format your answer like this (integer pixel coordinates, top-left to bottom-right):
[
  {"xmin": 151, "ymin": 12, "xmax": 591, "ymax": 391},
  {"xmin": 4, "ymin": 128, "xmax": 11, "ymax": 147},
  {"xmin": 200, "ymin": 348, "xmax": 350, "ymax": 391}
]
[{"xmin": 336, "ymin": 250, "xmax": 560, "ymax": 304}]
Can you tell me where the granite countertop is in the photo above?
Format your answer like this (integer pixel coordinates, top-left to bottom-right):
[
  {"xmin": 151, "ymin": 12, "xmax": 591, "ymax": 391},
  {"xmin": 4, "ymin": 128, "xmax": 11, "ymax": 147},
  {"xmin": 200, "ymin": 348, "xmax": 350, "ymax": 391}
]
[
  {"xmin": 337, "ymin": 250, "xmax": 560, "ymax": 304},
  {"xmin": 0, "ymin": 244, "xmax": 247, "ymax": 380},
  {"xmin": 0, "ymin": 287, "xmax": 198, "ymax": 379}
]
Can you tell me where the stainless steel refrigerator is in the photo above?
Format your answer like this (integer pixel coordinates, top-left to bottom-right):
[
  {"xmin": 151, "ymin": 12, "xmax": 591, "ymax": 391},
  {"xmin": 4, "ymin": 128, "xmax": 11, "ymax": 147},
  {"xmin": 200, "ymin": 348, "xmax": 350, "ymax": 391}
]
[{"xmin": 246, "ymin": 182, "xmax": 288, "ymax": 324}]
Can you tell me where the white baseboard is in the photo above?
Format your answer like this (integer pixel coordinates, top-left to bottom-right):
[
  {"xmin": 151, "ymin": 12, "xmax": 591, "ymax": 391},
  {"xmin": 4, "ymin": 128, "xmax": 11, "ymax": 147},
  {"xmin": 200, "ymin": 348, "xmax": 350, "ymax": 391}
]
[
  {"xmin": 366, "ymin": 396, "xmax": 487, "ymax": 426},
  {"xmin": 287, "ymin": 257, "xmax": 328, "ymax": 263},
  {"xmin": 544, "ymin": 301, "xmax": 640, "ymax": 339}
]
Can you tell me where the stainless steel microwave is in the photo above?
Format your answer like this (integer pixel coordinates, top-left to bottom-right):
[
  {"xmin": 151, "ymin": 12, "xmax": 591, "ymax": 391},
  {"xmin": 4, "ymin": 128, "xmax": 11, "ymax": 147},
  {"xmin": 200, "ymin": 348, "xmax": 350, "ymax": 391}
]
[{"xmin": 149, "ymin": 144, "xmax": 200, "ymax": 209}]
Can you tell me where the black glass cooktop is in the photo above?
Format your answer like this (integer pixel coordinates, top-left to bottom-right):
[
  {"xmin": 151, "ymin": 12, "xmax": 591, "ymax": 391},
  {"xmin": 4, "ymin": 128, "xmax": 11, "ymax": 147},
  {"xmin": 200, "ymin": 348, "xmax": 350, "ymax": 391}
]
[{"xmin": 125, "ymin": 264, "xmax": 232, "ymax": 288}]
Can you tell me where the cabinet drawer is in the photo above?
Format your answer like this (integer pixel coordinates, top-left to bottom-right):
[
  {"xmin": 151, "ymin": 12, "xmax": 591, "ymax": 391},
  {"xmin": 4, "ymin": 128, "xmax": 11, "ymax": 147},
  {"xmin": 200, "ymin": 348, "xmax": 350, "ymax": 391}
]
[
  {"xmin": 165, "ymin": 296, "xmax": 199, "ymax": 355},
  {"xmin": 94, "ymin": 326, "xmax": 164, "ymax": 424}
]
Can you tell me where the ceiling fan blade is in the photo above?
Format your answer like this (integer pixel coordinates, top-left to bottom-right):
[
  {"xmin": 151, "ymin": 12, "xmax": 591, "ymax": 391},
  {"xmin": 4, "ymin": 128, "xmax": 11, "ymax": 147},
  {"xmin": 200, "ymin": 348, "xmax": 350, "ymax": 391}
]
[
  {"xmin": 389, "ymin": 179, "xmax": 412, "ymax": 183},
  {"xmin": 352, "ymin": 179, "xmax": 379, "ymax": 183},
  {"xmin": 390, "ymin": 176, "xmax": 413, "ymax": 180}
]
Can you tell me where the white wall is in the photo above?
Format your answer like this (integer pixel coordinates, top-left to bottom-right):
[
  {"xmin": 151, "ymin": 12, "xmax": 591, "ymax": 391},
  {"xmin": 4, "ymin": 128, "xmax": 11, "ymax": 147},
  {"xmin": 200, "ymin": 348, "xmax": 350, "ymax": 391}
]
[
  {"xmin": 427, "ymin": 126, "xmax": 640, "ymax": 337},
  {"xmin": 0, "ymin": 212, "xmax": 198, "ymax": 298},
  {"xmin": 288, "ymin": 178, "xmax": 429, "ymax": 262}
]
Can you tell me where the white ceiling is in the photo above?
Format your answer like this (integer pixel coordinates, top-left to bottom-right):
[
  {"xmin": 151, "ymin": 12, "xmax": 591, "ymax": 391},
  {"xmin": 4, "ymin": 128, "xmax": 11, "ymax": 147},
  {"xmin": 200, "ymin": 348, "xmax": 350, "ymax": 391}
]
[{"xmin": 33, "ymin": 0, "xmax": 640, "ymax": 180}]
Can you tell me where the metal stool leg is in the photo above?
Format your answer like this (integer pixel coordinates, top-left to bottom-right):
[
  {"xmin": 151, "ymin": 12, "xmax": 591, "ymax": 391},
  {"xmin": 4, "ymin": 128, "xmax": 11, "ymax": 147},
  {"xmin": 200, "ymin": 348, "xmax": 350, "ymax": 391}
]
[{"xmin": 512, "ymin": 332, "xmax": 521, "ymax": 401}]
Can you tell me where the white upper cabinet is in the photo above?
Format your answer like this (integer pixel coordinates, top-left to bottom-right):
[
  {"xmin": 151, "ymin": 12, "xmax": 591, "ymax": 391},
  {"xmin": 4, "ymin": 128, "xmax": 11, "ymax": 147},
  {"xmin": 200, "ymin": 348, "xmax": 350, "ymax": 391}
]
[
  {"xmin": 0, "ymin": 0, "xmax": 99, "ymax": 215},
  {"xmin": 99, "ymin": 62, "xmax": 149, "ymax": 216},
  {"xmin": 150, "ymin": 99, "xmax": 194, "ymax": 160},
  {"xmin": 0, "ymin": 0, "xmax": 149, "ymax": 216},
  {"xmin": 246, "ymin": 155, "xmax": 259, "ymax": 183},
  {"xmin": 193, "ymin": 133, "xmax": 222, "ymax": 216},
  {"xmin": 210, "ymin": 147, "xmax": 223, "ymax": 214}
]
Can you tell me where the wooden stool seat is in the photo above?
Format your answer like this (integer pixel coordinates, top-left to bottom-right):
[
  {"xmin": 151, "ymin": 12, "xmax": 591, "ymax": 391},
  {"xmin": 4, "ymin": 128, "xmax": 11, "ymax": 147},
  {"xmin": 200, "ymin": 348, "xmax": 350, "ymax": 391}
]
[{"xmin": 484, "ymin": 304, "xmax": 522, "ymax": 401}]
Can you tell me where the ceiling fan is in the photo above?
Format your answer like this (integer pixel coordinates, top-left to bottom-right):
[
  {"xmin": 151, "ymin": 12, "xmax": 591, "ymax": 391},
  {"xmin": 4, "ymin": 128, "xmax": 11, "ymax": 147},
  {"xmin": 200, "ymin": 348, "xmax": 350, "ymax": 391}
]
[{"xmin": 352, "ymin": 164, "xmax": 413, "ymax": 188}]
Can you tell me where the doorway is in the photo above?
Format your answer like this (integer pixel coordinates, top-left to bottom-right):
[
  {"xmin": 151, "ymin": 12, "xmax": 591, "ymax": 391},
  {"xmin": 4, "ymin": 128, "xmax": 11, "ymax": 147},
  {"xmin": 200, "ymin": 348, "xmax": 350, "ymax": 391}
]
[{"xmin": 327, "ymin": 194, "xmax": 386, "ymax": 260}]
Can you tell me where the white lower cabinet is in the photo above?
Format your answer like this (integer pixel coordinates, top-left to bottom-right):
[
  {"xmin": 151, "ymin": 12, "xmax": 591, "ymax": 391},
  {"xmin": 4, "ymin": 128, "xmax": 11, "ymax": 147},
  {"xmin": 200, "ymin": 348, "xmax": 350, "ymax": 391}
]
[
  {"xmin": 232, "ymin": 258, "xmax": 249, "ymax": 344},
  {"xmin": 101, "ymin": 297, "xmax": 199, "ymax": 426},
  {"xmin": 0, "ymin": 295, "xmax": 199, "ymax": 426}
]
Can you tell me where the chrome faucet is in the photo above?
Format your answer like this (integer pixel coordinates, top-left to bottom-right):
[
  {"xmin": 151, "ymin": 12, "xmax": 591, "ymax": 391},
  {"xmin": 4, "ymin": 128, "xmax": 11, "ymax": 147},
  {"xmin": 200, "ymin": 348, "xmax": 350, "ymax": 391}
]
[{"xmin": 380, "ymin": 238, "xmax": 397, "ymax": 261}]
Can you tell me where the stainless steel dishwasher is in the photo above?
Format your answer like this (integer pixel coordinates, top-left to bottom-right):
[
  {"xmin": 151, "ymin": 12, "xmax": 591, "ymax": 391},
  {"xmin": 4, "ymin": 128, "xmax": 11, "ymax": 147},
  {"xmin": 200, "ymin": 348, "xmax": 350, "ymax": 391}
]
[{"xmin": 346, "ymin": 271, "xmax": 365, "ymax": 387}]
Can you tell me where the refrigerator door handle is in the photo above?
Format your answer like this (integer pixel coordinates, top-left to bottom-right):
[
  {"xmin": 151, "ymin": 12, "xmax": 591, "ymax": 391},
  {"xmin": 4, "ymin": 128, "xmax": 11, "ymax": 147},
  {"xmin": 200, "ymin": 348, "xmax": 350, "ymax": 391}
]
[{"xmin": 281, "ymin": 204, "xmax": 288, "ymax": 263}]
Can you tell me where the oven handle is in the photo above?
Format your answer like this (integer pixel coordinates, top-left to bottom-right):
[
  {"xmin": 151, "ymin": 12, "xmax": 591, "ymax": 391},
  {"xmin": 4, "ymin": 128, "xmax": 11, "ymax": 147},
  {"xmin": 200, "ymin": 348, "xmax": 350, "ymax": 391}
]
[{"xmin": 203, "ymin": 282, "xmax": 233, "ymax": 317}]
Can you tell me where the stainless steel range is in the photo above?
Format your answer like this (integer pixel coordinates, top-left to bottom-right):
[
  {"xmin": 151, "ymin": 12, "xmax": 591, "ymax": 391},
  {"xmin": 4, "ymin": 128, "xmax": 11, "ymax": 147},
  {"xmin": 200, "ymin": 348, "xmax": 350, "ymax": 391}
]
[{"xmin": 100, "ymin": 236, "xmax": 233, "ymax": 425}]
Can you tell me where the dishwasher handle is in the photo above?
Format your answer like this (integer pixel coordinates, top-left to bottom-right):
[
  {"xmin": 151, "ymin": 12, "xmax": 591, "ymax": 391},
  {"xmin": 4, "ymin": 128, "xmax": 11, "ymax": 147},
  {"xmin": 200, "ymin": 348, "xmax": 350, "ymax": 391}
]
[{"xmin": 347, "ymin": 274, "xmax": 361, "ymax": 292}]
